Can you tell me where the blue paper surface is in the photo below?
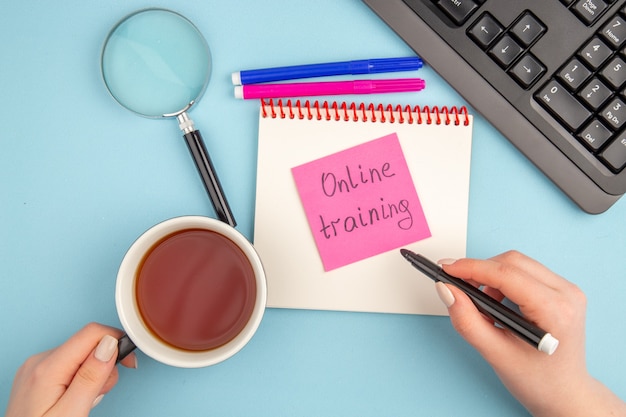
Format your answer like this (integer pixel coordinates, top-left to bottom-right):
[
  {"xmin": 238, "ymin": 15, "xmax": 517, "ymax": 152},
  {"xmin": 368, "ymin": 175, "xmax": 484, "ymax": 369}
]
[{"xmin": 1, "ymin": 1, "xmax": 625, "ymax": 416}]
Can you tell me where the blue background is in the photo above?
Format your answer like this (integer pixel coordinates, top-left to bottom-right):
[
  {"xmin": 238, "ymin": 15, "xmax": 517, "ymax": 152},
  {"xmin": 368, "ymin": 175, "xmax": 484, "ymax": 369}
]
[{"xmin": 1, "ymin": 1, "xmax": 624, "ymax": 416}]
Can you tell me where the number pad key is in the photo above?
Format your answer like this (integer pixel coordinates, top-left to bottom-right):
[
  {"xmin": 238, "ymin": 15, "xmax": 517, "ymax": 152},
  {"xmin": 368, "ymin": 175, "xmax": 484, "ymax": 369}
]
[
  {"xmin": 578, "ymin": 119, "xmax": 612, "ymax": 150},
  {"xmin": 600, "ymin": 15, "xmax": 626, "ymax": 48},
  {"xmin": 536, "ymin": 80, "xmax": 591, "ymax": 130},
  {"xmin": 600, "ymin": 56, "xmax": 626, "ymax": 89},
  {"xmin": 578, "ymin": 77, "xmax": 612, "ymax": 110},
  {"xmin": 600, "ymin": 97, "xmax": 626, "ymax": 130},
  {"xmin": 558, "ymin": 58, "xmax": 591, "ymax": 90},
  {"xmin": 599, "ymin": 134, "xmax": 626, "ymax": 171},
  {"xmin": 579, "ymin": 37, "xmax": 613, "ymax": 69}
]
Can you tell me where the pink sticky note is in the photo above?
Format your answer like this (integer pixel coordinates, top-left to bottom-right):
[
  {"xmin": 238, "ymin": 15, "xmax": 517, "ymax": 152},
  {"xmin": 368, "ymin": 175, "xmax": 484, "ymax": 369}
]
[{"xmin": 291, "ymin": 133, "xmax": 431, "ymax": 271}]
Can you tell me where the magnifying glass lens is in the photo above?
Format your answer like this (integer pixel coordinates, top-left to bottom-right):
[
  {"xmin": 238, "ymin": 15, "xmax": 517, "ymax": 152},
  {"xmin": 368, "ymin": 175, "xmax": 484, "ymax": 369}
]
[{"xmin": 102, "ymin": 9, "xmax": 211, "ymax": 117}]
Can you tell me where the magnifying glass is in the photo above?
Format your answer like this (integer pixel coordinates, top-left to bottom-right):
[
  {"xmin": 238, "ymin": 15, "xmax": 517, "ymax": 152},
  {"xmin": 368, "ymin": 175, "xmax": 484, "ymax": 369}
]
[{"xmin": 101, "ymin": 8, "xmax": 235, "ymax": 227}]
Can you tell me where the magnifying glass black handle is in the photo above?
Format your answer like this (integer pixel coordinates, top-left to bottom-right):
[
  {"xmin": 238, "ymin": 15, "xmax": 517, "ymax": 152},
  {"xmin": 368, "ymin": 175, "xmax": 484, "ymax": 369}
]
[
  {"xmin": 183, "ymin": 129, "xmax": 237, "ymax": 227},
  {"xmin": 116, "ymin": 333, "xmax": 137, "ymax": 364}
]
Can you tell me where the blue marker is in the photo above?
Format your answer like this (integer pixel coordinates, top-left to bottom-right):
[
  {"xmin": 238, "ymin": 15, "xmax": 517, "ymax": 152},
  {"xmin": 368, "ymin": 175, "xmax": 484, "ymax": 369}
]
[{"xmin": 231, "ymin": 57, "xmax": 423, "ymax": 85}]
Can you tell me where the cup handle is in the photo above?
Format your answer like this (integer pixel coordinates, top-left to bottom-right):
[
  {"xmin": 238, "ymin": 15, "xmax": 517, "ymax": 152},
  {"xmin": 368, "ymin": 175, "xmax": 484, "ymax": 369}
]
[{"xmin": 116, "ymin": 333, "xmax": 137, "ymax": 364}]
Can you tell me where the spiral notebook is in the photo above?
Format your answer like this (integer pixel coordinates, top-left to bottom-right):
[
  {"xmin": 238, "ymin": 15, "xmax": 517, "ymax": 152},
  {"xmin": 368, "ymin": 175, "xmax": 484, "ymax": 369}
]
[{"xmin": 253, "ymin": 100, "xmax": 473, "ymax": 315}]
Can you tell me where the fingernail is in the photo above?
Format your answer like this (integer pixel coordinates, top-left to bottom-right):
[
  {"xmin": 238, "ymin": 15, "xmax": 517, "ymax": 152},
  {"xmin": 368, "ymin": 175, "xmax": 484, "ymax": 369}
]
[
  {"xmin": 95, "ymin": 335, "xmax": 118, "ymax": 362},
  {"xmin": 92, "ymin": 394, "xmax": 104, "ymax": 409},
  {"xmin": 437, "ymin": 258, "xmax": 457, "ymax": 266},
  {"xmin": 435, "ymin": 282, "xmax": 455, "ymax": 307}
]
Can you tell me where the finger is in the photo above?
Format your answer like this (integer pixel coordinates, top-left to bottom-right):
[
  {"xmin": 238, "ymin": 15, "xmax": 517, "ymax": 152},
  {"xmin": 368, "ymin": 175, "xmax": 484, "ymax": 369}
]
[
  {"xmin": 99, "ymin": 366, "xmax": 120, "ymax": 396},
  {"xmin": 54, "ymin": 334, "xmax": 119, "ymax": 415},
  {"xmin": 43, "ymin": 323, "xmax": 124, "ymax": 382},
  {"xmin": 438, "ymin": 258, "xmax": 482, "ymax": 289},
  {"xmin": 87, "ymin": 351, "xmax": 138, "ymax": 400},
  {"xmin": 489, "ymin": 250, "xmax": 565, "ymax": 289},
  {"xmin": 465, "ymin": 279, "xmax": 482, "ymax": 289},
  {"xmin": 482, "ymin": 286, "xmax": 505, "ymax": 302},
  {"xmin": 441, "ymin": 257, "xmax": 553, "ymax": 310},
  {"xmin": 437, "ymin": 283, "xmax": 532, "ymax": 367},
  {"xmin": 119, "ymin": 351, "xmax": 138, "ymax": 369}
]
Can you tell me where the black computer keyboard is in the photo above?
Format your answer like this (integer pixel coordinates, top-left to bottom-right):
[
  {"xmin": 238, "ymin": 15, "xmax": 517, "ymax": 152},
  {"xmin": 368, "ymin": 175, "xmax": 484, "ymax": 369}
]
[{"xmin": 364, "ymin": 0, "xmax": 626, "ymax": 213}]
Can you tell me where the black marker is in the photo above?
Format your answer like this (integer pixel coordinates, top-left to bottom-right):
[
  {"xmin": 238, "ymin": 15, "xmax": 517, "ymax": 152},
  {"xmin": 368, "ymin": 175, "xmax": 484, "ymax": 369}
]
[{"xmin": 400, "ymin": 249, "xmax": 559, "ymax": 355}]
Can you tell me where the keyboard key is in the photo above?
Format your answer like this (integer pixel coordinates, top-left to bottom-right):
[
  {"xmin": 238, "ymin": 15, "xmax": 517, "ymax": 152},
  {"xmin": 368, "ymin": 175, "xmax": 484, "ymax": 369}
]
[
  {"xmin": 437, "ymin": 0, "xmax": 479, "ymax": 25},
  {"xmin": 600, "ymin": 15, "xmax": 626, "ymax": 48},
  {"xmin": 600, "ymin": 56, "xmax": 626, "ymax": 89},
  {"xmin": 578, "ymin": 119, "xmax": 612, "ymax": 150},
  {"xmin": 578, "ymin": 77, "xmax": 612, "ymax": 109},
  {"xmin": 510, "ymin": 12, "xmax": 546, "ymax": 46},
  {"xmin": 558, "ymin": 58, "xmax": 592, "ymax": 90},
  {"xmin": 599, "ymin": 134, "xmax": 626, "ymax": 171},
  {"xmin": 509, "ymin": 54, "xmax": 546, "ymax": 88},
  {"xmin": 572, "ymin": 0, "xmax": 608, "ymax": 25},
  {"xmin": 600, "ymin": 97, "xmax": 626, "ymax": 129},
  {"xmin": 579, "ymin": 37, "xmax": 613, "ymax": 69},
  {"xmin": 489, "ymin": 35, "xmax": 523, "ymax": 68},
  {"xmin": 536, "ymin": 80, "xmax": 591, "ymax": 130},
  {"xmin": 468, "ymin": 13, "xmax": 503, "ymax": 48}
]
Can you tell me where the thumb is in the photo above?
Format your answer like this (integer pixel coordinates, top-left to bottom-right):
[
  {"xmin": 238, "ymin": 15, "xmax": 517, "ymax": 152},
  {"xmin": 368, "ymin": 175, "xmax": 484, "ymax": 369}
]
[
  {"xmin": 435, "ymin": 282, "xmax": 519, "ymax": 364},
  {"xmin": 55, "ymin": 334, "xmax": 119, "ymax": 416}
]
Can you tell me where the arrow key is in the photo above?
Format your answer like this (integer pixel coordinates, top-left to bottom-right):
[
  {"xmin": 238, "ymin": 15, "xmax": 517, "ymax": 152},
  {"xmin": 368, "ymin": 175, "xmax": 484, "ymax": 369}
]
[
  {"xmin": 511, "ymin": 12, "xmax": 546, "ymax": 47},
  {"xmin": 468, "ymin": 13, "xmax": 504, "ymax": 49},
  {"xmin": 489, "ymin": 35, "xmax": 524, "ymax": 68},
  {"xmin": 509, "ymin": 53, "xmax": 546, "ymax": 88}
]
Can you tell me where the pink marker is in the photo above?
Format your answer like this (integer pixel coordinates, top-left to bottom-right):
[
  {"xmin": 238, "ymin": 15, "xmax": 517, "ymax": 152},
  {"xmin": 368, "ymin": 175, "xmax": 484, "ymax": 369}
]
[{"xmin": 233, "ymin": 78, "xmax": 425, "ymax": 99}]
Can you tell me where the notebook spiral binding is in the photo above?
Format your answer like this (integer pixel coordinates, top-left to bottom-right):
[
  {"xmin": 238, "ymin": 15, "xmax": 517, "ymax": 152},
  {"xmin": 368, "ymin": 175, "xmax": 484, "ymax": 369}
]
[{"xmin": 260, "ymin": 99, "xmax": 470, "ymax": 126}]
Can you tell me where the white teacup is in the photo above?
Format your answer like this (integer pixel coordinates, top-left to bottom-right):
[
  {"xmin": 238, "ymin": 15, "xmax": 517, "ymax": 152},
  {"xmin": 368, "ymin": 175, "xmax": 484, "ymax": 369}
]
[{"xmin": 115, "ymin": 216, "xmax": 266, "ymax": 368}]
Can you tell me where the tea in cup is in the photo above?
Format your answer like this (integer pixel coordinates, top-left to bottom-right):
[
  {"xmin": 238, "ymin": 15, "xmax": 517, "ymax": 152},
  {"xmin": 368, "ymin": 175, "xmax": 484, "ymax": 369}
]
[{"xmin": 115, "ymin": 216, "xmax": 266, "ymax": 368}]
